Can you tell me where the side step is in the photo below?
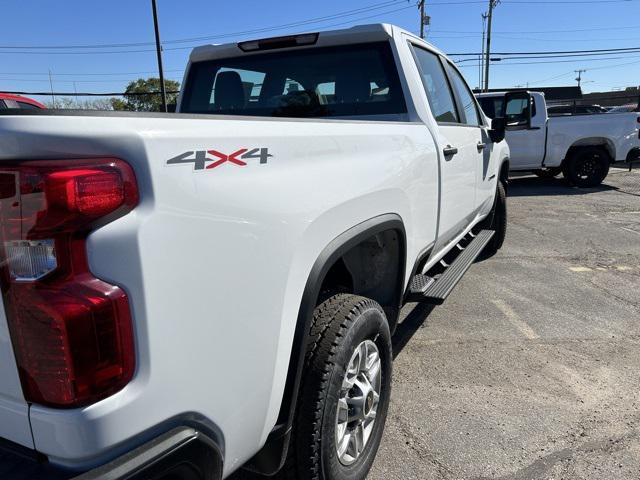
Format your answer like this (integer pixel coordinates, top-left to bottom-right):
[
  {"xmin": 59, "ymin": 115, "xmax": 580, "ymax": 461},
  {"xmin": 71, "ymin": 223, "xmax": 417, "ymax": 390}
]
[{"xmin": 407, "ymin": 230, "xmax": 495, "ymax": 305}]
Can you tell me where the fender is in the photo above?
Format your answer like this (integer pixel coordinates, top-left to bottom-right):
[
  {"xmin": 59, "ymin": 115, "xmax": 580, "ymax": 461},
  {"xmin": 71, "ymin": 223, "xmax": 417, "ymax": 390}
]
[{"xmin": 244, "ymin": 214, "xmax": 406, "ymax": 475}]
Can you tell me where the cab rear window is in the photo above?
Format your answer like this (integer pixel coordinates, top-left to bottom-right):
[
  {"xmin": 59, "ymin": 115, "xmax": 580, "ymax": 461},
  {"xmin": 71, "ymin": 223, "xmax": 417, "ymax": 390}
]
[{"xmin": 181, "ymin": 42, "xmax": 407, "ymax": 119}]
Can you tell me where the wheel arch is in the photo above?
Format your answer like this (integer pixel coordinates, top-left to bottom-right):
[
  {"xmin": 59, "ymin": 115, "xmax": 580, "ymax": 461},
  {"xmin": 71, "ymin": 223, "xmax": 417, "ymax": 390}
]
[
  {"xmin": 244, "ymin": 214, "xmax": 406, "ymax": 475},
  {"xmin": 564, "ymin": 137, "xmax": 616, "ymax": 164},
  {"xmin": 499, "ymin": 157, "xmax": 510, "ymax": 193}
]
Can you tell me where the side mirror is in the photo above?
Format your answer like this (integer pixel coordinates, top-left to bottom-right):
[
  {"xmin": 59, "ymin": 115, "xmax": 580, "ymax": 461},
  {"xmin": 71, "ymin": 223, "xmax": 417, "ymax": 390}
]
[
  {"xmin": 489, "ymin": 117, "xmax": 506, "ymax": 143},
  {"xmin": 503, "ymin": 91, "xmax": 532, "ymax": 130}
]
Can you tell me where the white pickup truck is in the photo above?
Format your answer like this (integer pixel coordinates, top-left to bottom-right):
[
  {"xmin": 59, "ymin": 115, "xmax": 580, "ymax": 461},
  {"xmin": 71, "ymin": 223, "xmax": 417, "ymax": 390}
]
[
  {"xmin": 477, "ymin": 91, "xmax": 640, "ymax": 186},
  {"xmin": 0, "ymin": 24, "xmax": 510, "ymax": 480}
]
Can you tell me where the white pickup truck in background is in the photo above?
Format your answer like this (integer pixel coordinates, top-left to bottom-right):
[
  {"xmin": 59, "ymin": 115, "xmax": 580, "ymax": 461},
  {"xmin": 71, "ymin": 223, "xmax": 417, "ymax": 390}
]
[
  {"xmin": 0, "ymin": 24, "xmax": 510, "ymax": 480},
  {"xmin": 477, "ymin": 91, "xmax": 640, "ymax": 186}
]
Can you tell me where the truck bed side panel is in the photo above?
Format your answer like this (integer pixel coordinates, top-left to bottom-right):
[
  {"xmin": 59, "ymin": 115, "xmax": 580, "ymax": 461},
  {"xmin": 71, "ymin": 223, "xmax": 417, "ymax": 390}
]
[
  {"xmin": 0, "ymin": 112, "xmax": 439, "ymax": 476},
  {"xmin": 546, "ymin": 112, "xmax": 640, "ymax": 165}
]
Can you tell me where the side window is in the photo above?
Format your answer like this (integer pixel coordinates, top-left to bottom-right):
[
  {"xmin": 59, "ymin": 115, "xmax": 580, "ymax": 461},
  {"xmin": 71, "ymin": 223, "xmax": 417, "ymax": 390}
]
[
  {"xmin": 411, "ymin": 46, "xmax": 459, "ymax": 124},
  {"xmin": 446, "ymin": 63, "xmax": 481, "ymax": 126},
  {"xmin": 16, "ymin": 101, "xmax": 41, "ymax": 110},
  {"xmin": 0, "ymin": 100, "xmax": 6, "ymax": 109},
  {"xmin": 478, "ymin": 97, "xmax": 504, "ymax": 119}
]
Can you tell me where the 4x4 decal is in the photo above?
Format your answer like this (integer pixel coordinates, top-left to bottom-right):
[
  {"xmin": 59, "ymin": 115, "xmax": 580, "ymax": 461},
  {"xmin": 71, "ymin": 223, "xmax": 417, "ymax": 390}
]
[{"xmin": 167, "ymin": 148, "xmax": 272, "ymax": 171}]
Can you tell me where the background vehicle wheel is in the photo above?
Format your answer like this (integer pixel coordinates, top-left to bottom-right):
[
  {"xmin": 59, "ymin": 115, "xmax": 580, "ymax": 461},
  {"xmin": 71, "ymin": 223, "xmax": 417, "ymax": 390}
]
[
  {"xmin": 283, "ymin": 294, "xmax": 392, "ymax": 480},
  {"xmin": 534, "ymin": 167, "xmax": 562, "ymax": 179},
  {"xmin": 562, "ymin": 147, "xmax": 610, "ymax": 187},
  {"xmin": 478, "ymin": 180, "xmax": 507, "ymax": 259}
]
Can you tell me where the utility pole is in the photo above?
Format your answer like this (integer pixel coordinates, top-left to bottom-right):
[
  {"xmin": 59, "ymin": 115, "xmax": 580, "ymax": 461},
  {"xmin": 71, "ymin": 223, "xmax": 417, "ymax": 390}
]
[
  {"xmin": 151, "ymin": 0, "xmax": 168, "ymax": 112},
  {"xmin": 418, "ymin": 1, "xmax": 430, "ymax": 39},
  {"xmin": 48, "ymin": 70, "xmax": 56, "ymax": 109},
  {"xmin": 483, "ymin": 0, "xmax": 499, "ymax": 92},
  {"xmin": 480, "ymin": 13, "xmax": 488, "ymax": 90},
  {"xmin": 575, "ymin": 69, "xmax": 586, "ymax": 88}
]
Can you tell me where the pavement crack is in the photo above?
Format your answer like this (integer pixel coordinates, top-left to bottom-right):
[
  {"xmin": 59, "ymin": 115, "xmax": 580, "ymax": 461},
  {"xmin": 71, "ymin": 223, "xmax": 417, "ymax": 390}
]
[{"xmin": 469, "ymin": 432, "xmax": 638, "ymax": 480}]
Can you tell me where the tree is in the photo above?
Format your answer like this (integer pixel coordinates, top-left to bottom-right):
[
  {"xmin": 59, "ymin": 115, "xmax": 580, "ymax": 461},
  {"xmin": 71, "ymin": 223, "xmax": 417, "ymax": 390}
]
[
  {"xmin": 111, "ymin": 77, "xmax": 180, "ymax": 112},
  {"xmin": 45, "ymin": 97, "xmax": 119, "ymax": 110}
]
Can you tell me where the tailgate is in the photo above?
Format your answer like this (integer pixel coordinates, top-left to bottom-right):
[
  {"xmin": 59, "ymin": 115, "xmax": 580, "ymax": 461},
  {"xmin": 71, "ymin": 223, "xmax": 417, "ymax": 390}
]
[{"xmin": 0, "ymin": 299, "xmax": 33, "ymax": 448}]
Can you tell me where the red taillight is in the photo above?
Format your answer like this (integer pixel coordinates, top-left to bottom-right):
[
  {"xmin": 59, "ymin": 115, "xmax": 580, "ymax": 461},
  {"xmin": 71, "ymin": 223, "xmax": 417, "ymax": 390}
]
[{"xmin": 0, "ymin": 159, "xmax": 138, "ymax": 408}]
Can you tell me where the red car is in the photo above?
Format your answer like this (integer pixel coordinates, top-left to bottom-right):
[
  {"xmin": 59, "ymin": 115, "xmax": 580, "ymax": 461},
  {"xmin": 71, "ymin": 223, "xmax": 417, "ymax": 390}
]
[{"xmin": 0, "ymin": 93, "xmax": 46, "ymax": 110}]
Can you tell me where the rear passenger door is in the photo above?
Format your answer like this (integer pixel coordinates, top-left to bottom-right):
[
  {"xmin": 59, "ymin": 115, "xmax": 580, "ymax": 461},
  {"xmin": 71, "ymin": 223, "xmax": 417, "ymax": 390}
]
[
  {"xmin": 411, "ymin": 46, "xmax": 481, "ymax": 246},
  {"xmin": 443, "ymin": 61, "xmax": 495, "ymax": 213}
]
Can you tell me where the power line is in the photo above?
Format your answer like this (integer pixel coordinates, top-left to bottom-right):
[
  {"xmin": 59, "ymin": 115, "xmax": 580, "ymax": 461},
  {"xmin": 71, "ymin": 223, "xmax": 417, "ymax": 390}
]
[
  {"xmin": 1, "ymin": 0, "xmax": 637, "ymax": 53},
  {"xmin": 0, "ymin": 0, "xmax": 405, "ymax": 50},
  {"xmin": 457, "ymin": 54, "xmax": 640, "ymax": 67},
  {"xmin": 450, "ymin": 45, "xmax": 640, "ymax": 56},
  {"xmin": 431, "ymin": 24, "xmax": 640, "ymax": 34},
  {"xmin": 0, "ymin": 5, "xmax": 414, "ymax": 55},
  {"xmin": 0, "ymin": 70, "xmax": 184, "ymax": 77},
  {"xmin": 0, "ymin": 90, "xmax": 180, "ymax": 97},
  {"xmin": 0, "ymin": 4, "xmax": 414, "ymax": 55},
  {"xmin": 0, "ymin": 3, "xmax": 415, "ymax": 58},
  {"xmin": 488, "ymin": 49, "xmax": 640, "ymax": 60}
]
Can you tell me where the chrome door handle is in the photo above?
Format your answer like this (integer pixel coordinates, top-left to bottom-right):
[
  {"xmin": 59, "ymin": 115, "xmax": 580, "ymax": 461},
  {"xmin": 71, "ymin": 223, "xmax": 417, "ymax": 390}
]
[
  {"xmin": 477, "ymin": 142, "xmax": 487, "ymax": 152},
  {"xmin": 443, "ymin": 146, "xmax": 458, "ymax": 157}
]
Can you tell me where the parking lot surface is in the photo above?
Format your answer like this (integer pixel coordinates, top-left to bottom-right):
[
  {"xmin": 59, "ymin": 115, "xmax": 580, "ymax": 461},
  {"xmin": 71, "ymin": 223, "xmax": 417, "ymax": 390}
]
[
  {"xmin": 370, "ymin": 165, "xmax": 640, "ymax": 479},
  {"xmin": 232, "ymin": 165, "xmax": 640, "ymax": 480}
]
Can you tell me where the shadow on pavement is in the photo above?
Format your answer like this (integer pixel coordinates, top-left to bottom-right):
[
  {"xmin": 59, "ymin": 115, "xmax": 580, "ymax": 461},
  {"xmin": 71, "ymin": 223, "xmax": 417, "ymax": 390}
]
[
  {"xmin": 507, "ymin": 176, "xmax": 616, "ymax": 197},
  {"xmin": 392, "ymin": 303, "xmax": 436, "ymax": 360}
]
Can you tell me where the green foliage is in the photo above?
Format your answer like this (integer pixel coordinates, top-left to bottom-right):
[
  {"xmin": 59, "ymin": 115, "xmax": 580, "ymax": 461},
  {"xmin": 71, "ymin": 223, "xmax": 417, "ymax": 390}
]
[
  {"xmin": 45, "ymin": 97, "xmax": 116, "ymax": 110},
  {"xmin": 110, "ymin": 77, "xmax": 180, "ymax": 112}
]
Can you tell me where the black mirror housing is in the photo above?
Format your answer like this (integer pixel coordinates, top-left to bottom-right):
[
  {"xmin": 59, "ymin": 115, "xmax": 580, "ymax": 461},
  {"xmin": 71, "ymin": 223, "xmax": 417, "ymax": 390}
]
[{"xmin": 489, "ymin": 117, "xmax": 506, "ymax": 143}]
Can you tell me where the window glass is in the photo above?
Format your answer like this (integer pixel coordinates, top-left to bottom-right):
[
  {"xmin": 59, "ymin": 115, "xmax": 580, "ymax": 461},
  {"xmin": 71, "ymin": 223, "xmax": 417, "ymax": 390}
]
[
  {"xmin": 182, "ymin": 42, "xmax": 407, "ymax": 118},
  {"xmin": 478, "ymin": 97, "xmax": 502, "ymax": 119},
  {"xmin": 411, "ymin": 46, "xmax": 459, "ymax": 124},
  {"xmin": 0, "ymin": 100, "xmax": 6, "ymax": 109},
  {"xmin": 446, "ymin": 63, "xmax": 481, "ymax": 126},
  {"xmin": 16, "ymin": 101, "xmax": 41, "ymax": 110}
]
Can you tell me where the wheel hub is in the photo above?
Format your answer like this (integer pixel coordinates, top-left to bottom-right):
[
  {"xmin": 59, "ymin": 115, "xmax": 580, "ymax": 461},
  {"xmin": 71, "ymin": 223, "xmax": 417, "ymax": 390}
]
[
  {"xmin": 577, "ymin": 155, "xmax": 601, "ymax": 179},
  {"xmin": 335, "ymin": 339, "xmax": 382, "ymax": 466}
]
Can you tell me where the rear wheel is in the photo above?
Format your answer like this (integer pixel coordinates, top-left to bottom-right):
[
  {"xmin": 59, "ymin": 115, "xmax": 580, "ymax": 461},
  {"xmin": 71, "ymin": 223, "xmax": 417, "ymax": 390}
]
[
  {"xmin": 282, "ymin": 294, "xmax": 392, "ymax": 480},
  {"xmin": 562, "ymin": 147, "xmax": 610, "ymax": 187}
]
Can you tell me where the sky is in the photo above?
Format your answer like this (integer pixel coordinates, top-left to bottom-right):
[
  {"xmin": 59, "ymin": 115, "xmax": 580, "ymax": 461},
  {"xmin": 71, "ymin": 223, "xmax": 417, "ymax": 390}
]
[{"xmin": 1, "ymin": 0, "xmax": 639, "ymax": 104}]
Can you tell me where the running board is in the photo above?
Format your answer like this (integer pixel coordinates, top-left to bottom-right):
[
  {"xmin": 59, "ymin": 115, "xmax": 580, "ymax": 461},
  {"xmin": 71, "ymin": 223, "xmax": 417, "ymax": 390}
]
[{"xmin": 407, "ymin": 230, "xmax": 495, "ymax": 305}]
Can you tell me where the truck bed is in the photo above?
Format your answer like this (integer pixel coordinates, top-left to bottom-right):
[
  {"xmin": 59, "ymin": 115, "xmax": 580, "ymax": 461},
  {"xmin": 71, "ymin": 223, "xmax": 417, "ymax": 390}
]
[{"xmin": 547, "ymin": 110, "xmax": 640, "ymax": 163}]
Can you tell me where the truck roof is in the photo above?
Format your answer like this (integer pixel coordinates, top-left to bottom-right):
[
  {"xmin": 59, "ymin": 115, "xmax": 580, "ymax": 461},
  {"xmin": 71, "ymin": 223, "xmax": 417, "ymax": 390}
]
[{"xmin": 188, "ymin": 23, "xmax": 445, "ymax": 63}]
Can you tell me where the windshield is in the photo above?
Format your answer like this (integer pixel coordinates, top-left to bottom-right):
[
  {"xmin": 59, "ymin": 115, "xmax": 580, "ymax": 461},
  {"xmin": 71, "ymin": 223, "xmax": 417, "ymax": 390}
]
[{"xmin": 180, "ymin": 42, "xmax": 407, "ymax": 118}]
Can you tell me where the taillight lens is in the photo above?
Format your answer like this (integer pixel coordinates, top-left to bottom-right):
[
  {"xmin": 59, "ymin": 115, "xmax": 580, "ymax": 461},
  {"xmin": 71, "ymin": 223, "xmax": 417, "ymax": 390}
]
[{"xmin": 0, "ymin": 159, "xmax": 138, "ymax": 408}]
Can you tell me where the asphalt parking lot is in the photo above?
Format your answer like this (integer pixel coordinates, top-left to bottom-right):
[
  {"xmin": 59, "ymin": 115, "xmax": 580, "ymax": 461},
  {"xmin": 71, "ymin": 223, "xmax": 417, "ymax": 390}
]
[
  {"xmin": 370, "ymin": 164, "xmax": 640, "ymax": 479},
  {"xmin": 232, "ymin": 165, "xmax": 640, "ymax": 480}
]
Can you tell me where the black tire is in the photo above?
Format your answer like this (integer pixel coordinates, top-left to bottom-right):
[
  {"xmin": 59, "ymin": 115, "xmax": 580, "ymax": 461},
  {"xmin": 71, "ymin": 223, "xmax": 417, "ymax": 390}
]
[
  {"xmin": 562, "ymin": 147, "xmax": 610, "ymax": 187},
  {"xmin": 282, "ymin": 294, "xmax": 392, "ymax": 480},
  {"xmin": 534, "ymin": 167, "xmax": 562, "ymax": 179},
  {"xmin": 479, "ymin": 180, "xmax": 507, "ymax": 258}
]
